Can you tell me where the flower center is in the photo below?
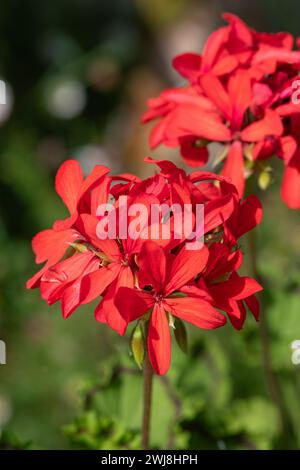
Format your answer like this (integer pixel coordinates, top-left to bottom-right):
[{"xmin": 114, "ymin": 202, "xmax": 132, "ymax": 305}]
[
  {"xmin": 233, "ymin": 131, "xmax": 241, "ymax": 141},
  {"xmin": 122, "ymin": 253, "xmax": 130, "ymax": 266},
  {"xmin": 154, "ymin": 293, "xmax": 164, "ymax": 304}
]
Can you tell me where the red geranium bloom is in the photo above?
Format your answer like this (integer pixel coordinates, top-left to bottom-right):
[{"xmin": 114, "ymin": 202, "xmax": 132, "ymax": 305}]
[
  {"xmin": 116, "ymin": 241, "xmax": 226, "ymax": 375},
  {"xmin": 27, "ymin": 158, "xmax": 237, "ymax": 322},
  {"xmin": 27, "ymin": 158, "xmax": 263, "ymax": 375},
  {"xmin": 142, "ymin": 12, "xmax": 300, "ymax": 206},
  {"xmin": 183, "ymin": 243, "xmax": 262, "ymax": 330},
  {"xmin": 26, "ymin": 159, "xmax": 109, "ymax": 288}
]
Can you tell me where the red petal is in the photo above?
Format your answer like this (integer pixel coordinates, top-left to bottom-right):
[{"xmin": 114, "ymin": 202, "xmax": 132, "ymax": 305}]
[
  {"xmin": 31, "ymin": 228, "xmax": 79, "ymax": 264},
  {"xmin": 41, "ymin": 252, "xmax": 95, "ymax": 285},
  {"xmin": 201, "ymin": 26, "xmax": 230, "ymax": 70},
  {"xmin": 252, "ymin": 83, "xmax": 273, "ymax": 109},
  {"xmin": 166, "ymin": 104, "xmax": 232, "ymax": 142},
  {"xmin": 280, "ymin": 136, "xmax": 297, "ymax": 165},
  {"xmin": 80, "ymin": 263, "xmax": 121, "ymax": 304},
  {"xmin": 162, "ymin": 88, "xmax": 215, "ymax": 111},
  {"xmin": 94, "ymin": 266, "xmax": 135, "ymax": 335},
  {"xmin": 228, "ymin": 69, "xmax": 252, "ymax": 130},
  {"xmin": 276, "ymin": 104, "xmax": 300, "ymax": 116},
  {"xmin": 205, "ymin": 245, "xmax": 243, "ymax": 281},
  {"xmin": 115, "ymin": 287, "xmax": 154, "ymax": 323},
  {"xmin": 281, "ymin": 149, "xmax": 300, "ymax": 209},
  {"xmin": 79, "ymin": 214, "xmax": 121, "ymax": 261},
  {"xmin": 149, "ymin": 117, "xmax": 171, "ymax": 149},
  {"xmin": 200, "ymin": 73, "xmax": 231, "ymax": 119},
  {"xmin": 148, "ymin": 303, "xmax": 171, "ymax": 375},
  {"xmin": 180, "ymin": 140, "xmax": 209, "ymax": 167},
  {"xmin": 212, "ymin": 54, "xmax": 238, "ymax": 75},
  {"xmin": 204, "ymin": 188, "xmax": 237, "ymax": 233},
  {"xmin": 52, "ymin": 213, "xmax": 78, "ymax": 231},
  {"xmin": 144, "ymin": 156, "xmax": 179, "ymax": 174},
  {"xmin": 27, "ymin": 264, "xmax": 50, "ymax": 289},
  {"xmin": 172, "ymin": 53, "xmax": 201, "ymax": 80},
  {"xmin": 39, "ymin": 253, "xmax": 97, "ymax": 308},
  {"xmin": 235, "ymin": 195, "xmax": 263, "ymax": 239},
  {"xmin": 55, "ymin": 160, "xmax": 83, "ymax": 214},
  {"xmin": 189, "ymin": 172, "xmax": 227, "ymax": 184},
  {"xmin": 241, "ymin": 109, "xmax": 283, "ymax": 142},
  {"xmin": 245, "ymin": 295, "xmax": 260, "ymax": 321},
  {"xmin": 91, "ymin": 176, "xmax": 111, "ymax": 217},
  {"xmin": 209, "ymin": 273, "xmax": 263, "ymax": 301},
  {"xmin": 223, "ymin": 13, "xmax": 253, "ymax": 46},
  {"xmin": 113, "ymin": 173, "xmax": 141, "ymax": 183},
  {"xmin": 78, "ymin": 165, "xmax": 110, "ymax": 203},
  {"xmin": 226, "ymin": 300, "xmax": 247, "ymax": 330},
  {"xmin": 221, "ymin": 141, "xmax": 245, "ymax": 197},
  {"xmin": 164, "ymin": 246, "xmax": 209, "ymax": 295},
  {"xmin": 252, "ymin": 47, "xmax": 300, "ymax": 66},
  {"xmin": 255, "ymin": 31, "xmax": 293, "ymax": 50},
  {"xmin": 138, "ymin": 241, "xmax": 167, "ymax": 293},
  {"xmin": 60, "ymin": 256, "xmax": 99, "ymax": 318},
  {"xmin": 61, "ymin": 281, "xmax": 83, "ymax": 319},
  {"xmin": 164, "ymin": 296, "xmax": 226, "ymax": 329}
]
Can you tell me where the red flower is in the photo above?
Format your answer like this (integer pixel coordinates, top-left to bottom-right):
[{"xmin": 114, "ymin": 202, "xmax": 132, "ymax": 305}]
[
  {"xmin": 27, "ymin": 158, "xmax": 263, "ymax": 375},
  {"xmin": 116, "ymin": 241, "xmax": 226, "ymax": 375},
  {"xmin": 26, "ymin": 159, "xmax": 109, "ymax": 289},
  {"xmin": 224, "ymin": 194, "xmax": 263, "ymax": 247},
  {"xmin": 193, "ymin": 244, "xmax": 262, "ymax": 330},
  {"xmin": 142, "ymin": 13, "xmax": 300, "ymax": 205}
]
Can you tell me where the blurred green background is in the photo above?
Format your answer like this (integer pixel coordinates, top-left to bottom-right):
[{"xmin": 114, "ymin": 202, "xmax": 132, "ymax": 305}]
[{"xmin": 1, "ymin": 0, "xmax": 300, "ymax": 450}]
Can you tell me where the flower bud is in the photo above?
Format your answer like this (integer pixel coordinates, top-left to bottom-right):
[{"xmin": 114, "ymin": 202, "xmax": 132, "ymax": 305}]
[
  {"xmin": 258, "ymin": 169, "xmax": 271, "ymax": 190},
  {"xmin": 69, "ymin": 242, "xmax": 88, "ymax": 253},
  {"xmin": 130, "ymin": 322, "xmax": 145, "ymax": 369}
]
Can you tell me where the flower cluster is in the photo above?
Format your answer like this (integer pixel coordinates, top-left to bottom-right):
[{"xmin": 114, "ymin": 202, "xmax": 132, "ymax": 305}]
[
  {"xmin": 142, "ymin": 13, "xmax": 300, "ymax": 208},
  {"xmin": 27, "ymin": 157, "xmax": 262, "ymax": 374}
]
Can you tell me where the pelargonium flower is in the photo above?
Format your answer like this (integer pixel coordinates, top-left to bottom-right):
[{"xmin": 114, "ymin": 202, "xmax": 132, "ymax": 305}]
[
  {"xmin": 27, "ymin": 157, "xmax": 262, "ymax": 375},
  {"xmin": 115, "ymin": 242, "xmax": 226, "ymax": 375},
  {"xmin": 142, "ymin": 13, "xmax": 300, "ymax": 208},
  {"xmin": 26, "ymin": 159, "xmax": 110, "ymax": 289}
]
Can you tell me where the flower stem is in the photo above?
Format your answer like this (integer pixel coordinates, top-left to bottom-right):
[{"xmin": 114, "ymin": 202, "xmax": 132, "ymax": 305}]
[{"xmin": 142, "ymin": 347, "xmax": 153, "ymax": 450}]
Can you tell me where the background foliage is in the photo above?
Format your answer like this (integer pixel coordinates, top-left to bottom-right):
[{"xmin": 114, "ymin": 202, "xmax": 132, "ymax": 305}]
[{"xmin": 0, "ymin": 0, "xmax": 300, "ymax": 450}]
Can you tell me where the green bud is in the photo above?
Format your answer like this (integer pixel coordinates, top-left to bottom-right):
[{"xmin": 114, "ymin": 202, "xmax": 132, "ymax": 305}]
[
  {"xmin": 69, "ymin": 242, "xmax": 88, "ymax": 253},
  {"xmin": 130, "ymin": 322, "xmax": 145, "ymax": 369},
  {"xmin": 168, "ymin": 313, "xmax": 175, "ymax": 329},
  {"xmin": 174, "ymin": 317, "xmax": 188, "ymax": 354},
  {"xmin": 258, "ymin": 170, "xmax": 271, "ymax": 190}
]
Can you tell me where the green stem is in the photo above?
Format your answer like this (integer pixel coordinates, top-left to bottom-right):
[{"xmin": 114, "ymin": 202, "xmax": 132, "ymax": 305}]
[{"xmin": 141, "ymin": 349, "xmax": 153, "ymax": 450}]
